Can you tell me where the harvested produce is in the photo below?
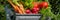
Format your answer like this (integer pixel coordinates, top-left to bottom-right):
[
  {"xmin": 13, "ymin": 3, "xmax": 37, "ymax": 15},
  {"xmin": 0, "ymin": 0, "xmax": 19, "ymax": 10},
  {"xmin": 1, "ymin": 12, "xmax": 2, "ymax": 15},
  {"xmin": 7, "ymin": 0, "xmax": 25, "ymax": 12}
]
[
  {"xmin": 25, "ymin": 9, "xmax": 31, "ymax": 14},
  {"xmin": 8, "ymin": 0, "xmax": 23, "ymax": 14},
  {"xmin": 32, "ymin": 2, "xmax": 39, "ymax": 8},
  {"xmin": 39, "ymin": 2, "xmax": 48, "ymax": 8},
  {"xmin": 12, "ymin": 0, "xmax": 25, "ymax": 14},
  {"xmin": 32, "ymin": 7, "xmax": 39, "ymax": 14}
]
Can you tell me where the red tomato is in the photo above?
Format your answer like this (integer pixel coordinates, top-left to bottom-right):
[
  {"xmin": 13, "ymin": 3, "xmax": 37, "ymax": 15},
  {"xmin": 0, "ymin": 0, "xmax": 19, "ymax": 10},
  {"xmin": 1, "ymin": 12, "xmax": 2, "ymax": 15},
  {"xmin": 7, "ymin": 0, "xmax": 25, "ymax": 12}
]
[
  {"xmin": 25, "ymin": 9, "xmax": 31, "ymax": 14},
  {"xmin": 39, "ymin": 2, "xmax": 48, "ymax": 8}
]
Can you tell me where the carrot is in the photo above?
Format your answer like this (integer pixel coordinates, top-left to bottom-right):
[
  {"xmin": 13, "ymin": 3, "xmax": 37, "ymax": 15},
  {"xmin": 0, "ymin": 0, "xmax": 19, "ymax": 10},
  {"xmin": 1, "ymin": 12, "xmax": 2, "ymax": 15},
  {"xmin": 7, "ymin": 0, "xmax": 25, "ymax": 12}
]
[
  {"xmin": 12, "ymin": 3, "xmax": 25, "ymax": 14},
  {"xmin": 8, "ymin": 0, "xmax": 23, "ymax": 14},
  {"xmin": 19, "ymin": 4, "xmax": 25, "ymax": 14},
  {"xmin": 12, "ymin": 0, "xmax": 25, "ymax": 14}
]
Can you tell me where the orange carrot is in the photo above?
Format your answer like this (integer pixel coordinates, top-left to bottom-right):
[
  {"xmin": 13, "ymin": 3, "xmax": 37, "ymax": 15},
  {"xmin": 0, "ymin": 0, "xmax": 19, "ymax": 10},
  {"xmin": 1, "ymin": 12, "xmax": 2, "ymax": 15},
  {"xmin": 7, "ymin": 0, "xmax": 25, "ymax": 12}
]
[
  {"xmin": 14, "ymin": 2, "xmax": 25, "ymax": 14},
  {"xmin": 8, "ymin": 0, "xmax": 23, "ymax": 14},
  {"xmin": 19, "ymin": 4, "xmax": 25, "ymax": 14}
]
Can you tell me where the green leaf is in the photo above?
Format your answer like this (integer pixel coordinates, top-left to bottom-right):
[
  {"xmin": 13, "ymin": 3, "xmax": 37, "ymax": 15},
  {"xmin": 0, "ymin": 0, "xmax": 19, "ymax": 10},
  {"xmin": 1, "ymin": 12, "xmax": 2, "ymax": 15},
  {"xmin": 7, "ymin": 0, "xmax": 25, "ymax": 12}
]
[{"xmin": 40, "ymin": 7, "xmax": 57, "ymax": 20}]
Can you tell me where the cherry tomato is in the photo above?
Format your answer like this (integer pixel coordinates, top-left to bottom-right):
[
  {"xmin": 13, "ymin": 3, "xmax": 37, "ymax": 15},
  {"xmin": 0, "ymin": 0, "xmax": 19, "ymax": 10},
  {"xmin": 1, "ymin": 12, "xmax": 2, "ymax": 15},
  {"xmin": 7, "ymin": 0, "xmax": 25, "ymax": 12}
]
[{"xmin": 39, "ymin": 2, "xmax": 48, "ymax": 8}]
